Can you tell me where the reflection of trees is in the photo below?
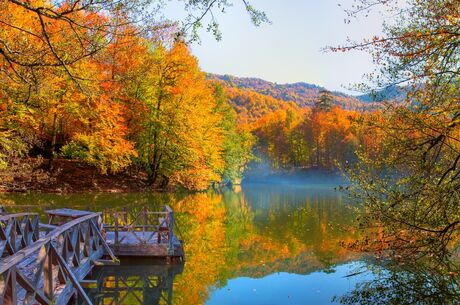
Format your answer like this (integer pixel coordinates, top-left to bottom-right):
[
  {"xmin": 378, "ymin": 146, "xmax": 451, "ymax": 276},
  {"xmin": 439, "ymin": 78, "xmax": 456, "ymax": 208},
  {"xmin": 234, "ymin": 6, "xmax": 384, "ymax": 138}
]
[
  {"xmin": 338, "ymin": 262, "xmax": 459, "ymax": 305},
  {"xmin": 168, "ymin": 186, "xmax": 363, "ymax": 303},
  {"xmin": 2, "ymin": 187, "xmax": 364, "ymax": 305},
  {"xmin": 170, "ymin": 193, "xmax": 228, "ymax": 304},
  {"xmin": 0, "ymin": 192, "xmax": 184, "ymax": 214},
  {"xmin": 240, "ymin": 185, "xmax": 360, "ymax": 266}
]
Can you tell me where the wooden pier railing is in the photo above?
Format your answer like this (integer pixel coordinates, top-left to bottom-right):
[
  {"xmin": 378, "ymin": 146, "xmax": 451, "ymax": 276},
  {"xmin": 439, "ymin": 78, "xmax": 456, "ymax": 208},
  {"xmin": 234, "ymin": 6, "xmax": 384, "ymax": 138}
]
[
  {"xmin": 0, "ymin": 213, "xmax": 116, "ymax": 305},
  {"xmin": 0, "ymin": 213, "xmax": 40, "ymax": 258},
  {"xmin": 103, "ymin": 206, "xmax": 184, "ymax": 258}
]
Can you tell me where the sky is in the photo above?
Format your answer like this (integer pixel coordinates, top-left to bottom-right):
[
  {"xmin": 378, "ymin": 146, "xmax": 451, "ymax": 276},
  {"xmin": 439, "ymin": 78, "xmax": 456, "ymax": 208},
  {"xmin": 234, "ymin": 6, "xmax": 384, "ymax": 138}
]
[{"xmin": 164, "ymin": 1, "xmax": 391, "ymax": 94}]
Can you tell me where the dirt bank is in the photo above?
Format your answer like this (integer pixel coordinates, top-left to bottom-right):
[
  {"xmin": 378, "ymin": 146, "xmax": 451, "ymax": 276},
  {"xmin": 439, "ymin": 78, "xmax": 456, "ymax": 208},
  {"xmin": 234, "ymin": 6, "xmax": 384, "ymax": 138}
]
[{"xmin": 0, "ymin": 158, "xmax": 153, "ymax": 193}]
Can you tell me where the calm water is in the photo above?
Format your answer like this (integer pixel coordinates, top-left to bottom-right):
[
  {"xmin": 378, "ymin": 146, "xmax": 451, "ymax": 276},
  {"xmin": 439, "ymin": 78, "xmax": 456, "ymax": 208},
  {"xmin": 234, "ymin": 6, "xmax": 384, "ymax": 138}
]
[{"xmin": 1, "ymin": 183, "xmax": 373, "ymax": 305}]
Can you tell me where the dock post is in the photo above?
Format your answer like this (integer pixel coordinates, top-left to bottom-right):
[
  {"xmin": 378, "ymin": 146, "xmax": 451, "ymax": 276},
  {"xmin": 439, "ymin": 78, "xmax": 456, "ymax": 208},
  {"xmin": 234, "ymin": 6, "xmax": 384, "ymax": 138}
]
[{"xmin": 114, "ymin": 212, "xmax": 119, "ymax": 246}]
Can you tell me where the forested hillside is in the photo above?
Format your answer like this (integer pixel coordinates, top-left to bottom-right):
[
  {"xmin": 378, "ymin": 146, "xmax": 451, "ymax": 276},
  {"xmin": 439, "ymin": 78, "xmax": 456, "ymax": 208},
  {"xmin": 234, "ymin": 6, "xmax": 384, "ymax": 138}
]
[
  {"xmin": 209, "ymin": 73, "xmax": 380, "ymax": 110},
  {"xmin": 221, "ymin": 87, "xmax": 299, "ymax": 124},
  {"xmin": 205, "ymin": 74, "xmax": 384, "ymax": 177}
]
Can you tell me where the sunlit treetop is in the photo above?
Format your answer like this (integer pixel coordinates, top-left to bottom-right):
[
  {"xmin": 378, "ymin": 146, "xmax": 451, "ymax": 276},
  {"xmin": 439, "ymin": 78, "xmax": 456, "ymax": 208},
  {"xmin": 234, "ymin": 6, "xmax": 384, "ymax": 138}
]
[{"xmin": 0, "ymin": 0, "xmax": 268, "ymax": 84}]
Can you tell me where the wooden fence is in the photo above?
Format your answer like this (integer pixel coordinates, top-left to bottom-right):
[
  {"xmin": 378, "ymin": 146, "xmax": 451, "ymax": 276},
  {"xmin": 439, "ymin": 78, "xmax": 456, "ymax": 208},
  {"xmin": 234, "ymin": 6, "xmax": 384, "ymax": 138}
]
[
  {"xmin": 0, "ymin": 213, "xmax": 40, "ymax": 259},
  {"xmin": 0, "ymin": 213, "xmax": 116, "ymax": 305},
  {"xmin": 103, "ymin": 206, "xmax": 176, "ymax": 253}
]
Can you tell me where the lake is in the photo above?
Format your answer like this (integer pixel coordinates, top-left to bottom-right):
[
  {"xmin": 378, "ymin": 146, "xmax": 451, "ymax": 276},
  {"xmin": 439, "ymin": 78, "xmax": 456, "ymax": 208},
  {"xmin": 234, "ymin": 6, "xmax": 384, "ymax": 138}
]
[{"xmin": 1, "ymin": 183, "xmax": 374, "ymax": 305}]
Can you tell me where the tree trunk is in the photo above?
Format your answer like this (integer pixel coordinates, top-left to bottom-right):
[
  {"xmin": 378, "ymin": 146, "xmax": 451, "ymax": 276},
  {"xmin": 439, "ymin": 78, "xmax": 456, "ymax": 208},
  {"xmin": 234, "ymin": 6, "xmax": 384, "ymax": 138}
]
[{"xmin": 48, "ymin": 113, "xmax": 58, "ymax": 171}]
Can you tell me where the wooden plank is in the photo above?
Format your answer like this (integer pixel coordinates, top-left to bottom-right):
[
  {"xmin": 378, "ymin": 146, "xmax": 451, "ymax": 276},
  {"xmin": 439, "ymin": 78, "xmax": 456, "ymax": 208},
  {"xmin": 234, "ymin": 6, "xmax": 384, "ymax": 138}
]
[
  {"xmin": 0, "ymin": 206, "xmax": 182, "ymax": 305},
  {"xmin": 39, "ymin": 223, "xmax": 58, "ymax": 231},
  {"xmin": 109, "ymin": 244, "xmax": 180, "ymax": 257},
  {"xmin": 89, "ymin": 221, "xmax": 117, "ymax": 263},
  {"xmin": 43, "ymin": 245, "xmax": 53, "ymax": 300},
  {"xmin": 49, "ymin": 214, "xmax": 97, "ymax": 240},
  {"xmin": 45, "ymin": 209, "xmax": 92, "ymax": 219},
  {"xmin": 15, "ymin": 268, "xmax": 51, "ymax": 305},
  {"xmin": 33, "ymin": 246, "xmax": 47, "ymax": 287},
  {"xmin": 5, "ymin": 267, "xmax": 17, "ymax": 305},
  {"xmin": 164, "ymin": 205, "xmax": 173, "ymax": 213},
  {"xmin": 54, "ymin": 248, "xmax": 103, "ymax": 305},
  {"xmin": 114, "ymin": 213, "xmax": 119, "ymax": 245},
  {"xmin": 0, "ymin": 213, "xmax": 38, "ymax": 222},
  {"xmin": 52, "ymin": 245, "xmax": 94, "ymax": 305}
]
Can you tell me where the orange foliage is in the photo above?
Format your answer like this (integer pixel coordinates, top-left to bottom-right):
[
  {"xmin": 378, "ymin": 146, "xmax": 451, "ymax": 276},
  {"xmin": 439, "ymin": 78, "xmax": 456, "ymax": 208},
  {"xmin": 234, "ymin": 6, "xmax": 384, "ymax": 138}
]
[{"xmin": 251, "ymin": 105, "xmax": 377, "ymax": 170}]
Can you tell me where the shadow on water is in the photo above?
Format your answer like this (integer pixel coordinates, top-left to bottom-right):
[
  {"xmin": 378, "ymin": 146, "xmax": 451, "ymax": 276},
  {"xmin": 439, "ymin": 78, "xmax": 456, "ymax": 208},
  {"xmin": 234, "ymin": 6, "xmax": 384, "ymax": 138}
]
[{"xmin": 80, "ymin": 258, "xmax": 184, "ymax": 305}]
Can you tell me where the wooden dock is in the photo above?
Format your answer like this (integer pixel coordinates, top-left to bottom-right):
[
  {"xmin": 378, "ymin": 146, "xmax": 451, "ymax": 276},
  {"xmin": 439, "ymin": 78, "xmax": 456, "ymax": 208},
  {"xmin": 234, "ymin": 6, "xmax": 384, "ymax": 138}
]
[
  {"xmin": 102, "ymin": 206, "xmax": 184, "ymax": 259},
  {"xmin": 0, "ymin": 206, "xmax": 184, "ymax": 305}
]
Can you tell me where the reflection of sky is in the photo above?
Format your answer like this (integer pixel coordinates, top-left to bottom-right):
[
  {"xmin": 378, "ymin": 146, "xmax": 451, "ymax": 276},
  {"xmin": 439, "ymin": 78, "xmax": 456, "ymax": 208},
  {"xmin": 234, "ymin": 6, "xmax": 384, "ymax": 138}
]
[
  {"xmin": 163, "ymin": 0, "xmax": 399, "ymax": 94},
  {"xmin": 241, "ymin": 184, "xmax": 345, "ymax": 211},
  {"xmin": 206, "ymin": 261, "xmax": 373, "ymax": 305}
]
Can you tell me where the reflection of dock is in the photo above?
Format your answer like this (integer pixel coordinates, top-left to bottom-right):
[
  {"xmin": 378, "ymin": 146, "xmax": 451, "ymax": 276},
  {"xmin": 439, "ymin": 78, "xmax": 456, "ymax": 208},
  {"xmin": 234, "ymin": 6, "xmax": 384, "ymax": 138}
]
[
  {"xmin": 83, "ymin": 260, "xmax": 184, "ymax": 305},
  {"xmin": 0, "ymin": 206, "xmax": 184, "ymax": 305}
]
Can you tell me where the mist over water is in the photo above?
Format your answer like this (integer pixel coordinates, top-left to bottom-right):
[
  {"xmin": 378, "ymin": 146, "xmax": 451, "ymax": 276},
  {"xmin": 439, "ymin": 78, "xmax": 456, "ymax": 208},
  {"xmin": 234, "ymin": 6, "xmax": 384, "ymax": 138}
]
[{"xmin": 243, "ymin": 165, "xmax": 349, "ymax": 187}]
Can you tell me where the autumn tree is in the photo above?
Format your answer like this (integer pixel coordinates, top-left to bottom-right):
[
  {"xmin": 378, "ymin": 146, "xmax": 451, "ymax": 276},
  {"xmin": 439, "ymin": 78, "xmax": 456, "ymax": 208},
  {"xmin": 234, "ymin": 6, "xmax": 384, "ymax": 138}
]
[
  {"xmin": 130, "ymin": 43, "xmax": 224, "ymax": 190},
  {"xmin": 335, "ymin": 0, "xmax": 460, "ymax": 275},
  {"xmin": 0, "ymin": 0, "xmax": 268, "ymax": 171},
  {"xmin": 0, "ymin": 0, "xmax": 267, "ymax": 75}
]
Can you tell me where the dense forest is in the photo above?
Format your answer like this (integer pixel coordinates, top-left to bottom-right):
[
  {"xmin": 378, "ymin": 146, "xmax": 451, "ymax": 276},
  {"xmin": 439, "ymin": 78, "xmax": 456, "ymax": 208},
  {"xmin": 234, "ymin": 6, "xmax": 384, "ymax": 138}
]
[
  {"xmin": 210, "ymin": 77, "xmax": 384, "ymax": 173},
  {"xmin": 0, "ymin": 0, "xmax": 265, "ymax": 191},
  {"xmin": 0, "ymin": 43, "xmax": 380, "ymax": 191},
  {"xmin": 208, "ymin": 73, "xmax": 384, "ymax": 110},
  {"xmin": 0, "ymin": 0, "xmax": 384, "ymax": 191},
  {"xmin": 0, "ymin": 39, "xmax": 255, "ymax": 190}
]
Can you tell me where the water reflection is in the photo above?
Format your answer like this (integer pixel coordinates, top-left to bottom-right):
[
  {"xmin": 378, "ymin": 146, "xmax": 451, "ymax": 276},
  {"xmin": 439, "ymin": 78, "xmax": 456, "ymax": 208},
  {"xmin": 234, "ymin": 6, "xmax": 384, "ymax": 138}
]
[
  {"xmin": 81, "ymin": 259, "xmax": 183, "ymax": 305},
  {"xmin": 206, "ymin": 261, "xmax": 373, "ymax": 305},
  {"xmin": 337, "ymin": 262, "xmax": 460, "ymax": 305},
  {"xmin": 1, "ymin": 184, "xmax": 365, "ymax": 304}
]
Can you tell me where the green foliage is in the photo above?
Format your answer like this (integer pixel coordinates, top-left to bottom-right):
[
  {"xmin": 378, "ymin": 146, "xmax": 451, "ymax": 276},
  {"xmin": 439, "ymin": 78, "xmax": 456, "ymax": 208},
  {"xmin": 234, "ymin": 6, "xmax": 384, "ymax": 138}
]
[
  {"xmin": 337, "ymin": 0, "xmax": 460, "ymax": 281},
  {"xmin": 61, "ymin": 133, "xmax": 134, "ymax": 174},
  {"xmin": 0, "ymin": 0, "xmax": 266, "ymax": 190},
  {"xmin": 61, "ymin": 141, "xmax": 88, "ymax": 161},
  {"xmin": 316, "ymin": 89, "xmax": 333, "ymax": 112},
  {"xmin": 213, "ymin": 85, "xmax": 255, "ymax": 183},
  {"xmin": 251, "ymin": 106, "xmax": 364, "ymax": 171},
  {"xmin": 0, "ymin": 98, "xmax": 30, "ymax": 169},
  {"xmin": 131, "ymin": 43, "xmax": 239, "ymax": 190},
  {"xmin": 0, "ymin": 131, "xmax": 27, "ymax": 169},
  {"xmin": 337, "ymin": 263, "xmax": 459, "ymax": 305}
]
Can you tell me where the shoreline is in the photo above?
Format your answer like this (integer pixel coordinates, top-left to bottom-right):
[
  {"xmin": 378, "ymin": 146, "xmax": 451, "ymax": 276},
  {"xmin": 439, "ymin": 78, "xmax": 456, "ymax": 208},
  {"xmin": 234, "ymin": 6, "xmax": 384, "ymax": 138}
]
[{"xmin": 1, "ymin": 158, "xmax": 347, "ymax": 194}]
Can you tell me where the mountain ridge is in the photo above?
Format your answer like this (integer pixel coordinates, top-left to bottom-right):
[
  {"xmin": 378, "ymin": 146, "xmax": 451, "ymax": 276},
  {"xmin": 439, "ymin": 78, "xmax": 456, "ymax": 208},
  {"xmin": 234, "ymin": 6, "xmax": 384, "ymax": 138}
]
[{"xmin": 207, "ymin": 73, "xmax": 381, "ymax": 111}]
